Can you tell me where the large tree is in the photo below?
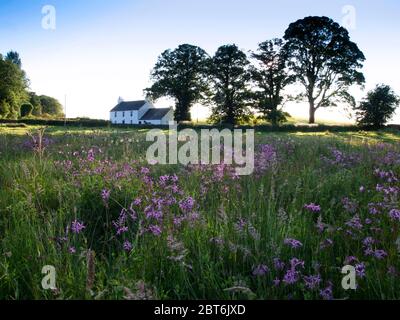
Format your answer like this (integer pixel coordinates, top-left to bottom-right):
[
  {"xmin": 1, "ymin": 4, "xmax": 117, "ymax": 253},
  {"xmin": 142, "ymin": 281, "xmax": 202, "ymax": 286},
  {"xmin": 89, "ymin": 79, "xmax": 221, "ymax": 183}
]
[
  {"xmin": 0, "ymin": 52, "xmax": 28, "ymax": 119},
  {"xmin": 39, "ymin": 95, "xmax": 64, "ymax": 116},
  {"xmin": 209, "ymin": 44, "xmax": 251, "ymax": 125},
  {"xmin": 251, "ymin": 39, "xmax": 294, "ymax": 126},
  {"xmin": 355, "ymin": 84, "xmax": 399, "ymax": 128},
  {"xmin": 145, "ymin": 44, "xmax": 210, "ymax": 122},
  {"xmin": 283, "ymin": 16, "xmax": 365, "ymax": 124}
]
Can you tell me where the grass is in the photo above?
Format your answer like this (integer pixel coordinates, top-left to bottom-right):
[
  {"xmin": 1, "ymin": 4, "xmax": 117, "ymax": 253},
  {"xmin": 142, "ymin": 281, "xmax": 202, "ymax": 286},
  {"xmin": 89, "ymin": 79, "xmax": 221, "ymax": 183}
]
[{"xmin": 0, "ymin": 125, "xmax": 399, "ymax": 300}]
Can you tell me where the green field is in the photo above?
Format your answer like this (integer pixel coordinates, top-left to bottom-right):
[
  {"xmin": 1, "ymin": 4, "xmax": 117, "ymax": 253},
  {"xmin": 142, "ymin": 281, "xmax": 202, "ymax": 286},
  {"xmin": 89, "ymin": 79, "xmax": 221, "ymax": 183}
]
[{"xmin": 0, "ymin": 125, "xmax": 399, "ymax": 299}]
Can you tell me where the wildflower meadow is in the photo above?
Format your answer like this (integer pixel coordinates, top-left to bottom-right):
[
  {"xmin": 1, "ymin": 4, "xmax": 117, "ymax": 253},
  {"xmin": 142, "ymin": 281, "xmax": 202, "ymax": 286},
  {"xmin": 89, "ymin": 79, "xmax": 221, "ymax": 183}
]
[{"xmin": 0, "ymin": 125, "xmax": 399, "ymax": 300}]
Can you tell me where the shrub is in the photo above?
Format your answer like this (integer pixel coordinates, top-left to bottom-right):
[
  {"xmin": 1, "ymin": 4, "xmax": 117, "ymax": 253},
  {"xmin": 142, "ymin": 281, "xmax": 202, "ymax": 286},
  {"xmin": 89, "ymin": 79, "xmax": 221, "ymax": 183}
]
[{"xmin": 355, "ymin": 84, "xmax": 399, "ymax": 128}]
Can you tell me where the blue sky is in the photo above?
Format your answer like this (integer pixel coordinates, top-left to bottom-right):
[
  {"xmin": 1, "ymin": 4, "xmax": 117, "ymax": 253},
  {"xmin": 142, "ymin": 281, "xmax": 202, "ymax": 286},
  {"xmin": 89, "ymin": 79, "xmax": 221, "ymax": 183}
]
[{"xmin": 1, "ymin": 0, "xmax": 400, "ymax": 122}]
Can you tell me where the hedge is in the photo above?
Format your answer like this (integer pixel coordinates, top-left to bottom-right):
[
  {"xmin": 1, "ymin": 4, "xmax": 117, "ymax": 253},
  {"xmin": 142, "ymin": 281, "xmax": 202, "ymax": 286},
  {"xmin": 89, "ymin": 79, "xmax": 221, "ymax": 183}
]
[
  {"xmin": 0, "ymin": 118, "xmax": 398, "ymax": 133},
  {"xmin": 0, "ymin": 118, "xmax": 110, "ymax": 127}
]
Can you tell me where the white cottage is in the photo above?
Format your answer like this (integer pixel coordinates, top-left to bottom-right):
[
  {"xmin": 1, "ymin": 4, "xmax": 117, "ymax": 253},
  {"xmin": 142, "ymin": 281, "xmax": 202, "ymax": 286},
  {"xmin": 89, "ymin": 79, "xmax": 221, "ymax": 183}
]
[{"xmin": 110, "ymin": 99, "xmax": 174, "ymax": 125}]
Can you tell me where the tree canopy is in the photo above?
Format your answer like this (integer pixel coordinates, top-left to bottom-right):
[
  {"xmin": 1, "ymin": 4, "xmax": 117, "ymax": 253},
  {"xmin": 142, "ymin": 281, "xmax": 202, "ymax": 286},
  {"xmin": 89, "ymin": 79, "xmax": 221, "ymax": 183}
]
[
  {"xmin": 39, "ymin": 95, "xmax": 64, "ymax": 116},
  {"xmin": 0, "ymin": 53, "xmax": 28, "ymax": 119},
  {"xmin": 145, "ymin": 44, "xmax": 210, "ymax": 122},
  {"xmin": 251, "ymin": 39, "xmax": 294, "ymax": 125},
  {"xmin": 355, "ymin": 84, "xmax": 399, "ymax": 128},
  {"xmin": 284, "ymin": 16, "xmax": 365, "ymax": 124},
  {"xmin": 209, "ymin": 44, "xmax": 251, "ymax": 125}
]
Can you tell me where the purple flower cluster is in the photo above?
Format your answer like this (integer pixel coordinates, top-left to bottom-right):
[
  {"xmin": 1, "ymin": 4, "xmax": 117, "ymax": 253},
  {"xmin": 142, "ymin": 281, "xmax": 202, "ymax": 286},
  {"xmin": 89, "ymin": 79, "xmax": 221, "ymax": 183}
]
[
  {"xmin": 252, "ymin": 264, "xmax": 269, "ymax": 276},
  {"xmin": 374, "ymin": 169, "xmax": 398, "ymax": 183},
  {"xmin": 284, "ymin": 238, "xmax": 303, "ymax": 249},
  {"xmin": 283, "ymin": 269, "xmax": 299, "ymax": 285},
  {"xmin": 373, "ymin": 250, "xmax": 387, "ymax": 260},
  {"xmin": 254, "ymin": 144, "xmax": 277, "ymax": 175},
  {"xmin": 320, "ymin": 282, "xmax": 333, "ymax": 300},
  {"xmin": 345, "ymin": 215, "xmax": 363, "ymax": 230},
  {"xmin": 304, "ymin": 203, "xmax": 321, "ymax": 213},
  {"xmin": 376, "ymin": 184, "xmax": 399, "ymax": 197},
  {"xmin": 101, "ymin": 188, "xmax": 111, "ymax": 203},
  {"xmin": 362, "ymin": 237, "xmax": 375, "ymax": 247},
  {"xmin": 149, "ymin": 225, "xmax": 162, "ymax": 237},
  {"xmin": 281, "ymin": 258, "xmax": 305, "ymax": 285},
  {"xmin": 290, "ymin": 258, "xmax": 305, "ymax": 270},
  {"xmin": 71, "ymin": 220, "xmax": 86, "ymax": 234},
  {"xmin": 322, "ymin": 148, "xmax": 360, "ymax": 168},
  {"xmin": 355, "ymin": 263, "xmax": 366, "ymax": 278},
  {"xmin": 273, "ymin": 258, "xmax": 285, "ymax": 271},
  {"xmin": 123, "ymin": 241, "xmax": 133, "ymax": 252},
  {"xmin": 389, "ymin": 209, "xmax": 400, "ymax": 221},
  {"xmin": 304, "ymin": 274, "xmax": 321, "ymax": 290},
  {"xmin": 344, "ymin": 256, "xmax": 358, "ymax": 265},
  {"xmin": 179, "ymin": 197, "xmax": 195, "ymax": 213},
  {"xmin": 113, "ymin": 208, "xmax": 131, "ymax": 235},
  {"xmin": 22, "ymin": 136, "xmax": 54, "ymax": 152}
]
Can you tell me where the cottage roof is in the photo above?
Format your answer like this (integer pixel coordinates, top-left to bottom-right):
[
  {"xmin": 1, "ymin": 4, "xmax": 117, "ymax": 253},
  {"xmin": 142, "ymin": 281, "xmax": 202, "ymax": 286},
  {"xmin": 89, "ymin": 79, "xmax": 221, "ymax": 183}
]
[
  {"xmin": 110, "ymin": 100, "xmax": 147, "ymax": 112},
  {"xmin": 140, "ymin": 108, "xmax": 171, "ymax": 120}
]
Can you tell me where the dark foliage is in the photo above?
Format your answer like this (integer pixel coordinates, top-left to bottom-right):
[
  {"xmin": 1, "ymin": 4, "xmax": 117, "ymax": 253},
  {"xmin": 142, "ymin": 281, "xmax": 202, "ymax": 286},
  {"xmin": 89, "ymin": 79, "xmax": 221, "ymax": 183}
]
[
  {"xmin": 355, "ymin": 84, "xmax": 399, "ymax": 128},
  {"xmin": 145, "ymin": 44, "xmax": 210, "ymax": 122},
  {"xmin": 209, "ymin": 44, "xmax": 252, "ymax": 125}
]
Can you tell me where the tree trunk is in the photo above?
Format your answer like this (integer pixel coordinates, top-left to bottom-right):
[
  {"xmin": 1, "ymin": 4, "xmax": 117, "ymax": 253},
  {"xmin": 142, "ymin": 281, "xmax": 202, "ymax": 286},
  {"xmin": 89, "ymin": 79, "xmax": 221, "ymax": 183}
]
[
  {"xmin": 225, "ymin": 104, "xmax": 235, "ymax": 126},
  {"xmin": 309, "ymin": 100, "xmax": 316, "ymax": 124},
  {"xmin": 174, "ymin": 101, "xmax": 191, "ymax": 122}
]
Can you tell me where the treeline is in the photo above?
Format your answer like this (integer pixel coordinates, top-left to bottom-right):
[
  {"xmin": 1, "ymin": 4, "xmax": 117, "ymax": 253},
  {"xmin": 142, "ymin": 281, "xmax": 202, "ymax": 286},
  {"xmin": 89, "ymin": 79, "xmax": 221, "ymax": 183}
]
[
  {"xmin": 146, "ymin": 16, "xmax": 399, "ymax": 128},
  {"xmin": 0, "ymin": 51, "xmax": 63, "ymax": 119}
]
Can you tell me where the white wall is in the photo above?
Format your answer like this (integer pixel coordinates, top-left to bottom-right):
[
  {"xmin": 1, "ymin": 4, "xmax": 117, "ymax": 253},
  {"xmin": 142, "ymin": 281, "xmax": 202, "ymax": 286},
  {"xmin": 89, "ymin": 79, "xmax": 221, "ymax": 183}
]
[
  {"xmin": 110, "ymin": 104, "xmax": 174, "ymax": 125},
  {"xmin": 110, "ymin": 101, "xmax": 154, "ymax": 124},
  {"xmin": 110, "ymin": 110, "xmax": 139, "ymax": 124}
]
